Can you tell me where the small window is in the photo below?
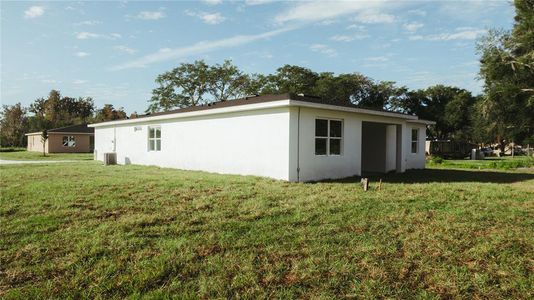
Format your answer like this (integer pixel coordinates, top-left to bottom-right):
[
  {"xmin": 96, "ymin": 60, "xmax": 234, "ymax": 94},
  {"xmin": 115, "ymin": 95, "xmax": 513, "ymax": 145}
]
[
  {"xmin": 62, "ymin": 136, "xmax": 76, "ymax": 147},
  {"xmin": 148, "ymin": 126, "xmax": 161, "ymax": 151},
  {"xmin": 315, "ymin": 119, "xmax": 343, "ymax": 156},
  {"xmin": 411, "ymin": 128, "xmax": 419, "ymax": 153}
]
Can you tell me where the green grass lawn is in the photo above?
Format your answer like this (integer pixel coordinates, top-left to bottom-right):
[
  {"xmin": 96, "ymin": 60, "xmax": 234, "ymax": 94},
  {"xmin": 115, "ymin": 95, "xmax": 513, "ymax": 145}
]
[
  {"xmin": 0, "ymin": 149, "xmax": 93, "ymax": 161},
  {"xmin": 427, "ymin": 155, "xmax": 534, "ymax": 170},
  {"xmin": 1, "ymin": 162, "xmax": 533, "ymax": 299}
]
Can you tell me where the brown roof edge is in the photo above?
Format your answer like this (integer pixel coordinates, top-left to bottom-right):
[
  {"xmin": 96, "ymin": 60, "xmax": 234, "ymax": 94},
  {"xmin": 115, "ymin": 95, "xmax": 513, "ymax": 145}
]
[{"xmin": 90, "ymin": 93, "xmax": 416, "ymax": 126}]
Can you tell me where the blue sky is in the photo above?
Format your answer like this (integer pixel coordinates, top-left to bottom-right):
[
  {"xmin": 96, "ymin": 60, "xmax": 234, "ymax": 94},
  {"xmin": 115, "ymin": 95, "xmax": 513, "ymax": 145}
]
[{"xmin": 1, "ymin": 0, "xmax": 515, "ymax": 113}]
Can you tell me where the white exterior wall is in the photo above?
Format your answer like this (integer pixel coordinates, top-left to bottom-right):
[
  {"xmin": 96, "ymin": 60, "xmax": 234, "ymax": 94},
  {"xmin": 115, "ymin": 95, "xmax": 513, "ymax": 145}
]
[
  {"xmin": 289, "ymin": 107, "xmax": 417, "ymax": 182},
  {"xmin": 385, "ymin": 125, "xmax": 397, "ymax": 172},
  {"xmin": 94, "ymin": 107, "xmax": 292, "ymax": 180},
  {"xmin": 405, "ymin": 123, "xmax": 427, "ymax": 169},
  {"xmin": 92, "ymin": 101, "xmax": 429, "ymax": 182},
  {"xmin": 291, "ymin": 107, "xmax": 362, "ymax": 182}
]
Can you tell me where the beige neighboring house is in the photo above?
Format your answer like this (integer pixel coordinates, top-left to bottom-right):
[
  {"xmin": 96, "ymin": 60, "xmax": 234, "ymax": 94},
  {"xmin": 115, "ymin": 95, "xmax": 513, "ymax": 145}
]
[{"xmin": 26, "ymin": 124, "xmax": 95, "ymax": 153}]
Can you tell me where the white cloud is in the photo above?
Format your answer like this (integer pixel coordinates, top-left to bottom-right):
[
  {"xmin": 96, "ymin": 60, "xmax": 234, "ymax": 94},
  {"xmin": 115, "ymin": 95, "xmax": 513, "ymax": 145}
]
[
  {"xmin": 76, "ymin": 32, "xmax": 121, "ymax": 40},
  {"xmin": 73, "ymin": 79, "xmax": 88, "ymax": 84},
  {"xmin": 407, "ymin": 9, "xmax": 427, "ymax": 17},
  {"xmin": 186, "ymin": 10, "xmax": 226, "ymax": 25},
  {"xmin": 76, "ymin": 32, "xmax": 99, "ymax": 39},
  {"xmin": 110, "ymin": 26, "xmax": 296, "ymax": 70},
  {"xmin": 74, "ymin": 20, "xmax": 102, "ymax": 26},
  {"xmin": 403, "ymin": 22, "xmax": 423, "ymax": 33},
  {"xmin": 200, "ymin": 12, "xmax": 226, "ymax": 24},
  {"xmin": 114, "ymin": 45, "xmax": 137, "ymax": 54},
  {"xmin": 355, "ymin": 11, "xmax": 395, "ymax": 24},
  {"xmin": 330, "ymin": 33, "xmax": 369, "ymax": 42},
  {"xmin": 76, "ymin": 52, "xmax": 90, "ymax": 58},
  {"xmin": 24, "ymin": 6, "xmax": 45, "ymax": 19},
  {"xmin": 410, "ymin": 28, "xmax": 487, "ymax": 41},
  {"xmin": 202, "ymin": 0, "xmax": 222, "ymax": 5},
  {"xmin": 136, "ymin": 11, "xmax": 165, "ymax": 20},
  {"xmin": 275, "ymin": 1, "xmax": 389, "ymax": 24},
  {"xmin": 346, "ymin": 24, "xmax": 366, "ymax": 31},
  {"xmin": 309, "ymin": 44, "xmax": 337, "ymax": 57}
]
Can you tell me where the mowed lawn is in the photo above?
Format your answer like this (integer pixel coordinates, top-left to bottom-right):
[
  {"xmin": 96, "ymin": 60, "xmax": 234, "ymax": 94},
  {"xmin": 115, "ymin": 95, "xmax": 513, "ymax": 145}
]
[
  {"xmin": 0, "ymin": 150, "xmax": 93, "ymax": 161},
  {"xmin": 1, "ymin": 162, "xmax": 533, "ymax": 299}
]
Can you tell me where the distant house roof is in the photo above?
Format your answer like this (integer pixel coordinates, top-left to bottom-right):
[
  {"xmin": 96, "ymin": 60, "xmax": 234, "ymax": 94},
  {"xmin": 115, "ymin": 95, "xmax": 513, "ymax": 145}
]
[
  {"xmin": 90, "ymin": 93, "xmax": 434, "ymax": 127},
  {"xmin": 26, "ymin": 124, "xmax": 94, "ymax": 135},
  {"xmin": 48, "ymin": 124, "xmax": 94, "ymax": 133}
]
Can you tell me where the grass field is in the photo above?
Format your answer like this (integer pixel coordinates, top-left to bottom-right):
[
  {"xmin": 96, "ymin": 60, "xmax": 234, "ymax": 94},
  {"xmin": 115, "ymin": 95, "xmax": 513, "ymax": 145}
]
[
  {"xmin": 1, "ymin": 161, "xmax": 533, "ymax": 299},
  {"xmin": 427, "ymin": 155, "xmax": 534, "ymax": 170},
  {"xmin": 0, "ymin": 149, "xmax": 93, "ymax": 161}
]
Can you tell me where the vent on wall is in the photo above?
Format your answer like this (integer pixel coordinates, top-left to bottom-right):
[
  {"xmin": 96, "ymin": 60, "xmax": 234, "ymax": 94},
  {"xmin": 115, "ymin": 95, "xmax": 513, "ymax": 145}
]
[{"xmin": 134, "ymin": 126, "xmax": 142, "ymax": 132}]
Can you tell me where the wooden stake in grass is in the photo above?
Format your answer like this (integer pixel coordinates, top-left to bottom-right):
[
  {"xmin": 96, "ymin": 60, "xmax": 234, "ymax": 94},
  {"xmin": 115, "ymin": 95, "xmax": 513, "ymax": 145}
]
[
  {"xmin": 377, "ymin": 179, "xmax": 382, "ymax": 191},
  {"xmin": 361, "ymin": 178, "xmax": 369, "ymax": 191}
]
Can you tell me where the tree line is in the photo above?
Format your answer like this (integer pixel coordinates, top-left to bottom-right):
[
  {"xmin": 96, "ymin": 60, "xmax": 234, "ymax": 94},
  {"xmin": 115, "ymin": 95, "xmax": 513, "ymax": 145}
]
[
  {"xmin": 0, "ymin": 90, "xmax": 129, "ymax": 147},
  {"xmin": 149, "ymin": 60, "xmax": 485, "ymax": 143},
  {"xmin": 148, "ymin": 0, "xmax": 532, "ymax": 147}
]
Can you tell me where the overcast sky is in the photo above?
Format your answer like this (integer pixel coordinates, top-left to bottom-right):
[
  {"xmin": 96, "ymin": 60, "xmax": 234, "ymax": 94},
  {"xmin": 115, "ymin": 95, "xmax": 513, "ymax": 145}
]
[{"xmin": 1, "ymin": 0, "xmax": 515, "ymax": 113}]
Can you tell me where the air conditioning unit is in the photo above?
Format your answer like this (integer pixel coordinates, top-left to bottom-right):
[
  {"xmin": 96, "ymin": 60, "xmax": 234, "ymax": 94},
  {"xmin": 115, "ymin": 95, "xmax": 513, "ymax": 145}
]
[{"xmin": 103, "ymin": 152, "xmax": 117, "ymax": 165}]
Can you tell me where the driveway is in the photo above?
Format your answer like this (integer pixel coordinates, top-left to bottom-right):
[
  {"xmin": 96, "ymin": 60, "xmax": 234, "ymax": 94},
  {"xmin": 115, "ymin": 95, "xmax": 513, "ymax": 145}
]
[{"xmin": 0, "ymin": 159, "xmax": 77, "ymax": 165}]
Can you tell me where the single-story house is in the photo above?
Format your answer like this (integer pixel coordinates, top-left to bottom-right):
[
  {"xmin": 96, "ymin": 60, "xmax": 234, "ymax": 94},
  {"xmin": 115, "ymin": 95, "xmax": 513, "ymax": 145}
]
[
  {"xmin": 26, "ymin": 124, "xmax": 95, "ymax": 153},
  {"xmin": 90, "ymin": 94, "xmax": 434, "ymax": 182}
]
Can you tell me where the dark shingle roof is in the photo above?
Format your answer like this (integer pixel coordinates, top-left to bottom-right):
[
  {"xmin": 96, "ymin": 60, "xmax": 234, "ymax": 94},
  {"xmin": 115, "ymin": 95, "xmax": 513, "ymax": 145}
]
[
  {"xmin": 48, "ymin": 124, "xmax": 94, "ymax": 134},
  {"xmin": 135, "ymin": 93, "xmax": 413, "ymax": 119}
]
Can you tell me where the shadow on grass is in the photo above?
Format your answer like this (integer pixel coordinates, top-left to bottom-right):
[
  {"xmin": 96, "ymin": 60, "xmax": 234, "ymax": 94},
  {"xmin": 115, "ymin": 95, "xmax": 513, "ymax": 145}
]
[
  {"xmin": 0, "ymin": 147, "xmax": 26, "ymax": 153},
  {"xmin": 328, "ymin": 168, "xmax": 534, "ymax": 184}
]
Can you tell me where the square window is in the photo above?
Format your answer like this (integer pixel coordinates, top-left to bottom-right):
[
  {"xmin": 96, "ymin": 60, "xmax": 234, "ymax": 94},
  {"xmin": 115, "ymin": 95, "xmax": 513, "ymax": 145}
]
[
  {"xmin": 62, "ymin": 136, "xmax": 76, "ymax": 147},
  {"xmin": 315, "ymin": 119, "xmax": 343, "ymax": 156}
]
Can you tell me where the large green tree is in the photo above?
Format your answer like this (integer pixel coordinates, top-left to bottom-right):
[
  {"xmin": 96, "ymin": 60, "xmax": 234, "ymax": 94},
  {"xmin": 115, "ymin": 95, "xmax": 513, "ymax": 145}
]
[
  {"xmin": 93, "ymin": 104, "xmax": 128, "ymax": 122},
  {"xmin": 28, "ymin": 90, "xmax": 95, "ymax": 130},
  {"xmin": 398, "ymin": 85, "xmax": 476, "ymax": 140},
  {"xmin": 477, "ymin": 0, "xmax": 534, "ymax": 145},
  {"xmin": 0, "ymin": 103, "xmax": 28, "ymax": 147}
]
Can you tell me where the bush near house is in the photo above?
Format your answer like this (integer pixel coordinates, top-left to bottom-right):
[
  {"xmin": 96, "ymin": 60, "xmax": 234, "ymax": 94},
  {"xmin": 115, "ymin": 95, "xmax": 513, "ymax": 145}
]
[{"xmin": 1, "ymin": 162, "xmax": 533, "ymax": 299}]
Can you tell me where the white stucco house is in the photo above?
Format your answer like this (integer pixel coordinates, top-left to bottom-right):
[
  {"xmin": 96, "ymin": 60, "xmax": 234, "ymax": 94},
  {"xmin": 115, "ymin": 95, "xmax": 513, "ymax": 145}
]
[{"xmin": 89, "ymin": 94, "xmax": 434, "ymax": 182}]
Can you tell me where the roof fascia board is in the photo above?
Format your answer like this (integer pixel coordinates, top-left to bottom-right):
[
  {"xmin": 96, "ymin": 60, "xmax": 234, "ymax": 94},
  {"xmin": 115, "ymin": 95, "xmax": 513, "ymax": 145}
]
[
  {"xmin": 89, "ymin": 98, "xmax": 418, "ymax": 128},
  {"xmin": 288, "ymin": 100, "xmax": 418, "ymax": 120},
  {"xmin": 407, "ymin": 119, "xmax": 436, "ymax": 125},
  {"xmin": 89, "ymin": 100, "xmax": 292, "ymax": 128}
]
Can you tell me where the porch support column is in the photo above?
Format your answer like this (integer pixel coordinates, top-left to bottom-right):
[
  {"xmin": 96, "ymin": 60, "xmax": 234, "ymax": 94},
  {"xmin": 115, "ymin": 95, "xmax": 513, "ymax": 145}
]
[{"xmin": 396, "ymin": 124, "xmax": 406, "ymax": 173}]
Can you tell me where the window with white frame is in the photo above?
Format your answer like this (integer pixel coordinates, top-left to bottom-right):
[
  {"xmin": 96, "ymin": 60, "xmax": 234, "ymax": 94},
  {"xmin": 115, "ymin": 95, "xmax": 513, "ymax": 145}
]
[
  {"xmin": 148, "ymin": 126, "xmax": 161, "ymax": 151},
  {"xmin": 62, "ymin": 136, "xmax": 76, "ymax": 147},
  {"xmin": 315, "ymin": 118, "xmax": 343, "ymax": 155},
  {"xmin": 411, "ymin": 128, "xmax": 419, "ymax": 153}
]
